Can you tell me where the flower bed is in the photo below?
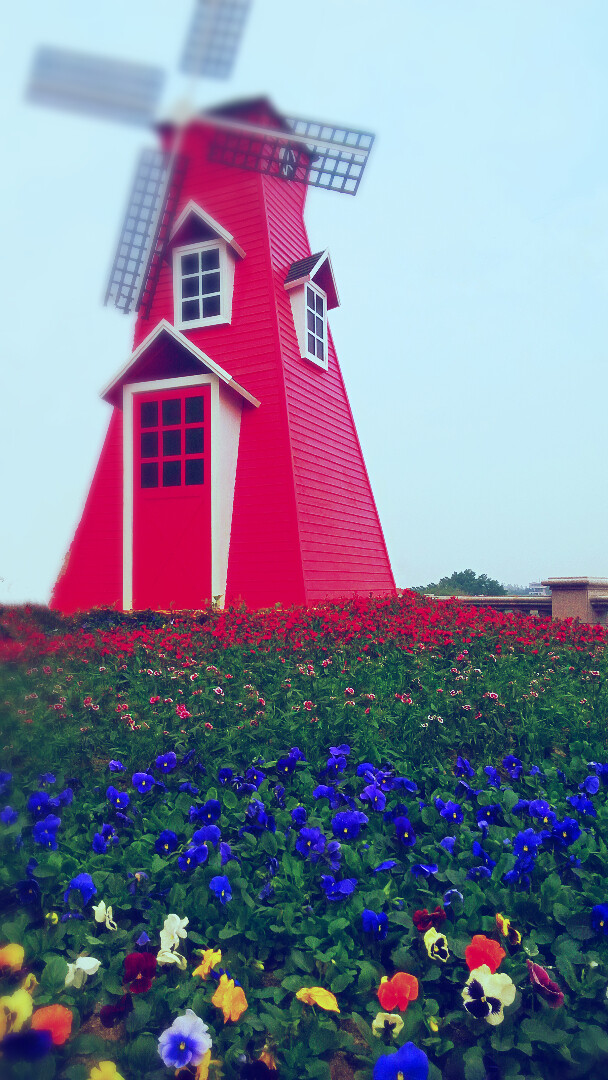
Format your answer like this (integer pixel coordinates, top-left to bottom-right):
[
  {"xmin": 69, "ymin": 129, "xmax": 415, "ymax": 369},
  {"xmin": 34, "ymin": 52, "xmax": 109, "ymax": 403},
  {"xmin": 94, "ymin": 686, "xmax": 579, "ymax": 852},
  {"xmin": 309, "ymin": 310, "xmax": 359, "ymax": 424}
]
[{"xmin": 1, "ymin": 597, "xmax": 608, "ymax": 1079}]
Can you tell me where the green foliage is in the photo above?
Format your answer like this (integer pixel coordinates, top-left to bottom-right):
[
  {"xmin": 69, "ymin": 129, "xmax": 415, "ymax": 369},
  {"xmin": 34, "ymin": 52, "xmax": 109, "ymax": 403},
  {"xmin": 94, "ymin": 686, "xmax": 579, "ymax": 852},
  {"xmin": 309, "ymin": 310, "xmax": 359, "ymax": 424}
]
[{"xmin": 416, "ymin": 568, "xmax": 507, "ymax": 595}]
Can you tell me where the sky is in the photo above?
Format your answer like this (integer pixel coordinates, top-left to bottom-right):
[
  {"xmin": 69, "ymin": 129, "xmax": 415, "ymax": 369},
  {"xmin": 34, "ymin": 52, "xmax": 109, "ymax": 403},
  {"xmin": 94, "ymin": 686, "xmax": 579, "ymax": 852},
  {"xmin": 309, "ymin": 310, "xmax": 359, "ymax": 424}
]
[{"xmin": 1, "ymin": 0, "xmax": 608, "ymax": 604}]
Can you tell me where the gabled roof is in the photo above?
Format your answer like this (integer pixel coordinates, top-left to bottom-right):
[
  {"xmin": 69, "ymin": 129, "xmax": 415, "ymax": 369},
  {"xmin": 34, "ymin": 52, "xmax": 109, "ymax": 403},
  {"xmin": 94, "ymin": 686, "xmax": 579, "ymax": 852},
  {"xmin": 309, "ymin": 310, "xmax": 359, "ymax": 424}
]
[
  {"xmin": 169, "ymin": 201, "xmax": 246, "ymax": 258},
  {"xmin": 101, "ymin": 320, "xmax": 260, "ymax": 408},
  {"xmin": 283, "ymin": 249, "xmax": 339, "ymax": 309}
]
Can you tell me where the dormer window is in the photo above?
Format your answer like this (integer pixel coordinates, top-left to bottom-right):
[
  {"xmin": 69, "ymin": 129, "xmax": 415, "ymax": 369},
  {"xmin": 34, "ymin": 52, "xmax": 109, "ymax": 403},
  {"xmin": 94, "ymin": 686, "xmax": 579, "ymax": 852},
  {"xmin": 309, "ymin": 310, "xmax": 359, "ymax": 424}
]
[
  {"xmin": 305, "ymin": 283, "xmax": 327, "ymax": 364},
  {"xmin": 174, "ymin": 241, "xmax": 232, "ymax": 329},
  {"xmin": 284, "ymin": 250, "xmax": 339, "ymax": 372},
  {"xmin": 169, "ymin": 201, "xmax": 245, "ymax": 332}
]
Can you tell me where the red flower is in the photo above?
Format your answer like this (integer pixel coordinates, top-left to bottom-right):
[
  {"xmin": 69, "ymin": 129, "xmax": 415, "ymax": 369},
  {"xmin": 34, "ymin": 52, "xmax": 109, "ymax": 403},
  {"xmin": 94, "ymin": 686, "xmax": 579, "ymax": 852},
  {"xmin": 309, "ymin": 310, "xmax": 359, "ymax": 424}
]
[
  {"xmin": 526, "ymin": 961, "xmax": 564, "ymax": 1008},
  {"xmin": 124, "ymin": 952, "xmax": 157, "ymax": 993},
  {"xmin": 31, "ymin": 1004, "xmax": 73, "ymax": 1045},
  {"xmin": 377, "ymin": 972, "xmax": 419, "ymax": 1011},
  {"xmin": 413, "ymin": 906, "xmax": 447, "ymax": 932},
  {"xmin": 465, "ymin": 934, "xmax": 506, "ymax": 973},
  {"xmin": 99, "ymin": 994, "xmax": 133, "ymax": 1028}
]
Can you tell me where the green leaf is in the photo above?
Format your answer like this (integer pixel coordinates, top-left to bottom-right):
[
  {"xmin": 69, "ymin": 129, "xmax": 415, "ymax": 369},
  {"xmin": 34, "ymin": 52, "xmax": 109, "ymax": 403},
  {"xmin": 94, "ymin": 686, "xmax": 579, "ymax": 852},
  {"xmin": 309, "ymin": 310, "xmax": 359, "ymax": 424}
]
[
  {"xmin": 520, "ymin": 1017, "xmax": 568, "ymax": 1045},
  {"xmin": 127, "ymin": 1034, "xmax": 161, "ymax": 1073},
  {"xmin": 464, "ymin": 1046, "xmax": 486, "ymax": 1080},
  {"xmin": 330, "ymin": 971, "xmax": 354, "ymax": 993},
  {"xmin": 222, "ymin": 788, "xmax": 238, "ymax": 809},
  {"xmin": 327, "ymin": 917, "xmax": 349, "ymax": 933},
  {"xmin": 40, "ymin": 954, "xmax": 69, "ymax": 992}
]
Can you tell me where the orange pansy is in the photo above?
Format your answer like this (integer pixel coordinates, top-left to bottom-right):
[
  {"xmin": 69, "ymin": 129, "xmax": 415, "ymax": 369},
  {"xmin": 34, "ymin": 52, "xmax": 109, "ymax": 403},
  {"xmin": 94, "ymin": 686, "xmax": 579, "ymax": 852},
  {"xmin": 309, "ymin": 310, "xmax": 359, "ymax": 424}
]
[
  {"xmin": 465, "ymin": 934, "xmax": 506, "ymax": 974},
  {"xmin": 376, "ymin": 971, "xmax": 419, "ymax": 1012},
  {"xmin": 211, "ymin": 973, "xmax": 248, "ymax": 1023},
  {"xmin": 31, "ymin": 1003, "xmax": 73, "ymax": 1045}
]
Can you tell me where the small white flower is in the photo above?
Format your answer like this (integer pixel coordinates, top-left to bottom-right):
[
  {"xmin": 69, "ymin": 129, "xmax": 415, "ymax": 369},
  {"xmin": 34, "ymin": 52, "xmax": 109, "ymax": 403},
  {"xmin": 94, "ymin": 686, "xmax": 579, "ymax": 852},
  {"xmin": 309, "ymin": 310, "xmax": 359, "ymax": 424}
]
[
  {"xmin": 92, "ymin": 900, "xmax": 117, "ymax": 930},
  {"xmin": 159, "ymin": 913, "xmax": 188, "ymax": 951},
  {"xmin": 65, "ymin": 956, "xmax": 101, "ymax": 988}
]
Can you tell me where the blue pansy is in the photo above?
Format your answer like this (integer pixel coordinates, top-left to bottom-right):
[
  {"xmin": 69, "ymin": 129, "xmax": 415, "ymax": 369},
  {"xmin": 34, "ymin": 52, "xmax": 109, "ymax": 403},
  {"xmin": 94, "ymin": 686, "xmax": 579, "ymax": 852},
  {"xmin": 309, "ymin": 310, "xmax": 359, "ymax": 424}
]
[
  {"xmin": 295, "ymin": 827, "xmax": 326, "ymax": 861},
  {"xmin": 192, "ymin": 825, "xmax": 221, "ymax": 846},
  {"xmin": 394, "ymin": 816, "xmax": 417, "ymax": 846},
  {"xmin": 359, "ymin": 784, "xmax": 386, "ymax": 811},
  {"xmin": 28, "ymin": 791, "xmax": 56, "ymax": 815},
  {"xmin": 324, "ymin": 840, "xmax": 342, "ymax": 872},
  {"xmin": 190, "ymin": 799, "xmax": 221, "ymax": 824},
  {"xmin": 435, "ymin": 798, "xmax": 464, "ymax": 824},
  {"xmin": 471, "ymin": 841, "xmax": 496, "ymax": 869},
  {"xmin": 107, "ymin": 786, "xmax": 129, "ymax": 809},
  {"xmin": 373, "ymin": 1042, "xmax": 429, "ymax": 1080},
  {"xmin": 484, "ymin": 766, "xmax": 501, "ymax": 788},
  {"xmin": 329, "ymin": 744, "xmax": 351, "ymax": 757},
  {"xmin": 220, "ymin": 842, "xmax": 237, "ymax": 865},
  {"xmin": 218, "ymin": 767, "xmax": 233, "ymax": 784},
  {"xmin": 57, "ymin": 787, "xmax": 73, "ymax": 806},
  {"xmin": 579, "ymin": 775, "xmax": 600, "ymax": 795},
  {"xmin": 411, "ymin": 863, "xmax": 438, "ymax": 878},
  {"xmin": 64, "ymin": 872, "xmax": 97, "ymax": 906},
  {"xmin": 258, "ymin": 881, "xmax": 275, "ymax": 902},
  {"xmin": 529, "ymin": 800, "xmax": 557, "ymax": 826},
  {"xmin": 136, "ymin": 931, "xmax": 150, "ymax": 946},
  {"xmin": 373, "ymin": 860, "xmax": 398, "ymax": 873},
  {"xmin": 32, "ymin": 814, "xmax": 61, "ymax": 849},
  {"xmin": 456, "ymin": 780, "xmax": 481, "ymax": 801},
  {"xmin": 178, "ymin": 845, "xmax": 208, "ymax": 872},
  {"xmin": 38, "ymin": 773, "xmax": 56, "ymax": 784},
  {"xmin": 443, "ymin": 888, "xmax": 464, "ymax": 907},
  {"xmin": 92, "ymin": 833, "xmax": 108, "ymax": 854},
  {"xmin": 502, "ymin": 755, "xmax": 523, "ymax": 779},
  {"xmin": 241, "ymin": 800, "xmax": 275, "ymax": 835},
  {"xmin": 245, "ymin": 767, "xmax": 266, "ymax": 789},
  {"xmin": 392, "ymin": 775, "xmax": 419, "ymax": 794},
  {"xmin": 331, "ymin": 811, "xmax": 368, "ymax": 840},
  {"xmin": 321, "ymin": 875, "xmax": 357, "ymax": 901},
  {"xmin": 179, "ymin": 782, "xmax": 199, "ymax": 795},
  {"xmin": 209, "ymin": 875, "xmax": 232, "ymax": 904},
  {"xmin": 567, "ymin": 794, "xmax": 596, "ymax": 817},
  {"xmin": 101, "ymin": 823, "xmax": 117, "ymax": 840},
  {"xmin": 291, "ymin": 806, "xmax": 307, "ymax": 826},
  {"xmin": 313, "ymin": 784, "xmax": 340, "ymax": 809},
  {"xmin": 277, "ymin": 756, "xmax": 296, "ymax": 775},
  {"xmin": 361, "ymin": 908, "xmax": 388, "ymax": 939},
  {"xmin": 476, "ymin": 804, "xmax": 501, "ymax": 827},
  {"xmin": 454, "ymin": 757, "xmax": 475, "ymax": 778},
  {"xmin": 467, "ymin": 865, "xmax": 492, "ymax": 881},
  {"xmin": 439, "ymin": 836, "xmax": 456, "ymax": 854},
  {"xmin": 155, "ymin": 829, "xmax": 179, "ymax": 855},
  {"xmin": 16, "ymin": 878, "xmax": 41, "ymax": 905},
  {"xmin": 512, "ymin": 799, "xmax": 531, "ymax": 817},
  {"xmin": 591, "ymin": 904, "xmax": 608, "ymax": 933},
  {"xmin": 357, "ymin": 762, "xmax": 377, "ymax": 778},
  {"xmin": 288, "ymin": 746, "xmax": 306, "ymax": 762},
  {"xmin": 0, "ymin": 806, "xmax": 18, "ymax": 825},
  {"xmin": 513, "ymin": 829, "xmax": 543, "ymax": 858},
  {"xmin": 552, "ymin": 817, "xmax": 581, "ymax": 846},
  {"xmin": 132, "ymin": 772, "xmax": 155, "ymax": 793},
  {"xmin": 108, "ymin": 760, "xmax": 125, "ymax": 772},
  {"xmin": 155, "ymin": 752, "xmax": 177, "ymax": 773},
  {"xmin": 0, "ymin": 772, "xmax": 12, "ymax": 796},
  {"xmin": 1, "ymin": 1029, "xmax": 54, "ymax": 1061}
]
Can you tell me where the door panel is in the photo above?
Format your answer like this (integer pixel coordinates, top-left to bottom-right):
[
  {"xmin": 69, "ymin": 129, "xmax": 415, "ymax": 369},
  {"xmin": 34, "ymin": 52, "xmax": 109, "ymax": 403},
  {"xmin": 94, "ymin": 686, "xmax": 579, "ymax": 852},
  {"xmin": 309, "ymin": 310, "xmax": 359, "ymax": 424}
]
[{"xmin": 132, "ymin": 386, "xmax": 211, "ymax": 609}]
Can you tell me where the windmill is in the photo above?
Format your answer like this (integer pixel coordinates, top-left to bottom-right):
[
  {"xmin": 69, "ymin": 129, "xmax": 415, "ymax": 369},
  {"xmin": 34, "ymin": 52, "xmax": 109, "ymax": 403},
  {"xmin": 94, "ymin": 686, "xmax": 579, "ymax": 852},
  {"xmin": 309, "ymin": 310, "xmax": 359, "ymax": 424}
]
[{"xmin": 28, "ymin": 0, "xmax": 395, "ymax": 612}]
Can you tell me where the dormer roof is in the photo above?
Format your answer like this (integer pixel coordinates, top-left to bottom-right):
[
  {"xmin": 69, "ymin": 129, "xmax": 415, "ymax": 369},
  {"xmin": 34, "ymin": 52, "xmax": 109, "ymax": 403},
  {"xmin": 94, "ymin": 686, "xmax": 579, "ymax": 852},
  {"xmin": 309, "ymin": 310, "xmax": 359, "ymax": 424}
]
[
  {"xmin": 169, "ymin": 200, "xmax": 246, "ymax": 258},
  {"xmin": 101, "ymin": 320, "xmax": 260, "ymax": 408},
  {"xmin": 284, "ymin": 250, "xmax": 339, "ymax": 309}
]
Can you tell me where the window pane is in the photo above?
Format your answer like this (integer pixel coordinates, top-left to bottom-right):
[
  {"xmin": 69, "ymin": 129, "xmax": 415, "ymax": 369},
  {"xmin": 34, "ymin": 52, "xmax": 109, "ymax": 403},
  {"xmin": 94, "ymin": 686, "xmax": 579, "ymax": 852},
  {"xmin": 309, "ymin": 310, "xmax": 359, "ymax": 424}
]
[
  {"xmin": 181, "ymin": 253, "xmax": 199, "ymax": 275},
  {"xmin": 316, "ymin": 316, "xmax": 324, "ymax": 337},
  {"xmin": 182, "ymin": 299, "xmax": 200, "ymax": 322},
  {"xmin": 140, "ymin": 401, "xmax": 158, "ymax": 428},
  {"xmin": 185, "ymin": 396, "xmax": 204, "ymax": 423},
  {"xmin": 306, "ymin": 286, "xmax": 315, "ymax": 309},
  {"xmin": 140, "ymin": 462, "xmax": 158, "ymax": 488},
  {"xmin": 163, "ymin": 460, "xmax": 181, "ymax": 487},
  {"xmin": 162, "ymin": 399, "xmax": 181, "ymax": 426},
  {"xmin": 201, "ymin": 248, "xmax": 220, "ymax": 271},
  {"xmin": 185, "ymin": 426, "xmax": 204, "ymax": 454},
  {"xmin": 315, "ymin": 293, "xmax": 324, "ymax": 314},
  {"xmin": 163, "ymin": 429, "xmax": 181, "ymax": 456},
  {"xmin": 316, "ymin": 338, "xmax": 324, "ymax": 361},
  {"xmin": 140, "ymin": 431, "xmax": 158, "ymax": 458},
  {"xmin": 200, "ymin": 271, "xmax": 220, "ymax": 295},
  {"xmin": 185, "ymin": 458, "xmax": 204, "ymax": 486},
  {"xmin": 307, "ymin": 309, "xmax": 316, "ymax": 331},
  {"xmin": 182, "ymin": 276, "xmax": 200, "ymax": 298},
  {"xmin": 202, "ymin": 294, "xmax": 221, "ymax": 318},
  {"xmin": 308, "ymin": 332, "xmax": 316, "ymax": 354}
]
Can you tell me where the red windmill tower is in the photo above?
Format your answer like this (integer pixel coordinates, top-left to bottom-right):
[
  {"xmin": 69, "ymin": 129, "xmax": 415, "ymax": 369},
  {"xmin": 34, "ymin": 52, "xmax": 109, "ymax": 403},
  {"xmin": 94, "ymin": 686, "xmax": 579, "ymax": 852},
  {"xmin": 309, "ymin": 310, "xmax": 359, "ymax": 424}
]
[{"xmin": 28, "ymin": 1, "xmax": 395, "ymax": 612}]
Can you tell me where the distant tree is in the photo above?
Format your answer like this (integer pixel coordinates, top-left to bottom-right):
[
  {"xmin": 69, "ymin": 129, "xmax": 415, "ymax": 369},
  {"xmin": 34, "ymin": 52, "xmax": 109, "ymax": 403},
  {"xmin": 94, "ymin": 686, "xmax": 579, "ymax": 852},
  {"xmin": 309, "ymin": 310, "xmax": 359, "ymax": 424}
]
[{"xmin": 414, "ymin": 569, "xmax": 507, "ymax": 596}]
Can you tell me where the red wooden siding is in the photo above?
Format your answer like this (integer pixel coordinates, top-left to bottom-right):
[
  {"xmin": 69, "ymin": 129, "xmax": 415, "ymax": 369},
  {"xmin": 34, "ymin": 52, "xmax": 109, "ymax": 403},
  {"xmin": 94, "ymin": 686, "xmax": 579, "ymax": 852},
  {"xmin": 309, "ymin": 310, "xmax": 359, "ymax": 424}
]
[{"xmin": 50, "ymin": 409, "xmax": 123, "ymax": 613}]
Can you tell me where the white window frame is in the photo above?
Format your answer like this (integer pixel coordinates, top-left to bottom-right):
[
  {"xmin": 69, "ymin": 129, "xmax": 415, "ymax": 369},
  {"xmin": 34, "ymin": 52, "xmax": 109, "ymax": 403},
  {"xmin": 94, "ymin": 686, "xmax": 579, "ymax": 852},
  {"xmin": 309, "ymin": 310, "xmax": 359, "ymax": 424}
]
[
  {"xmin": 173, "ymin": 239, "xmax": 235, "ymax": 330},
  {"xmin": 288, "ymin": 280, "xmax": 329, "ymax": 371}
]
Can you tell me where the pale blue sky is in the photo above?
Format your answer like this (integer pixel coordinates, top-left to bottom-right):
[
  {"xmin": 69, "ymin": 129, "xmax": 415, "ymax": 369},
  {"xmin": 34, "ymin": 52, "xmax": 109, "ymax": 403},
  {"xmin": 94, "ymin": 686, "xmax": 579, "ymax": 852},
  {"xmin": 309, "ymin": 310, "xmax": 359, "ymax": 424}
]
[{"xmin": 1, "ymin": 1, "xmax": 607, "ymax": 603}]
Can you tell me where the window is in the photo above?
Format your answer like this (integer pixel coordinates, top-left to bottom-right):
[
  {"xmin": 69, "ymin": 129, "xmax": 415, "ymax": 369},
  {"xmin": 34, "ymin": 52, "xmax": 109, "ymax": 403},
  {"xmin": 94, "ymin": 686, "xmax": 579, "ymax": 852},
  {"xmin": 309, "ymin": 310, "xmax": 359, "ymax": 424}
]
[
  {"xmin": 138, "ymin": 392, "xmax": 205, "ymax": 489},
  {"xmin": 173, "ymin": 241, "xmax": 234, "ymax": 329},
  {"xmin": 305, "ymin": 283, "xmax": 326, "ymax": 364}
]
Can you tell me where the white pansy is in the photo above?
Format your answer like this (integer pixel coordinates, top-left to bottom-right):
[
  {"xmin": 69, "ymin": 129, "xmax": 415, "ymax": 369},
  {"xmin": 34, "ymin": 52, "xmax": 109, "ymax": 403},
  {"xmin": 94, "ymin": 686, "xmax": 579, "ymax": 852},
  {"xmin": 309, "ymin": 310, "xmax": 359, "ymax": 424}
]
[
  {"xmin": 159, "ymin": 913, "xmax": 188, "ymax": 951},
  {"xmin": 157, "ymin": 948, "xmax": 187, "ymax": 969},
  {"xmin": 92, "ymin": 900, "xmax": 117, "ymax": 930},
  {"xmin": 65, "ymin": 956, "xmax": 101, "ymax": 988}
]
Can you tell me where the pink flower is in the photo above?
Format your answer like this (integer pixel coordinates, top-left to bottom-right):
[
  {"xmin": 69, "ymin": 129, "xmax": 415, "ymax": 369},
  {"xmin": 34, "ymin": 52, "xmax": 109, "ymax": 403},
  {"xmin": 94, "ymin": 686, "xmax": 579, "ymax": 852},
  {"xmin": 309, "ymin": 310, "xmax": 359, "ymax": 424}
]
[
  {"xmin": 345, "ymin": 688, "xmax": 354, "ymax": 696},
  {"xmin": 214, "ymin": 687, "xmax": 224, "ymax": 696},
  {"xmin": 526, "ymin": 961, "xmax": 564, "ymax": 1008}
]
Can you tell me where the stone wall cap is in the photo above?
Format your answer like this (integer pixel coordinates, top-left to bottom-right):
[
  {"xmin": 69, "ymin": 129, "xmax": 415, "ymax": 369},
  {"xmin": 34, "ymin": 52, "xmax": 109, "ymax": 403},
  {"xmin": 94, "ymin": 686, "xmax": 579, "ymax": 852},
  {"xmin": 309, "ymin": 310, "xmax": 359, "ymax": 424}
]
[{"xmin": 541, "ymin": 577, "xmax": 608, "ymax": 588}]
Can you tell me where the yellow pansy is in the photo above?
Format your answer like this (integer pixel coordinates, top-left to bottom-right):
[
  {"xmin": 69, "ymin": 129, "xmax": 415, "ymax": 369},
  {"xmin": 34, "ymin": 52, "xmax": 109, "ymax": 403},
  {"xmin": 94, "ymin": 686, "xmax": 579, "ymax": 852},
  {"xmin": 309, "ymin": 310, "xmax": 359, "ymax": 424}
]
[
  {"xmin": 0, "ymin": 987, "xmax": 34, "ymax": 1039},
  {"xmin": 0, "ymin": 944, "xmax": 24, "ymax": 973},
  {"xmin": 424, "ymin": 926, "xmax": 450, "ymax": 962},
  {"xmin": 212, "ymin": 973, "xmax": 248, "ymax": 1023},
  {"xmin": 295, "ymin": 986, "xmax": 340, "ymax": 1013},
  {"xmin": 495, "ymin": 912, "xmax": 522, "ymax": 946},
  {"xmin": 194, "ymin": 1049, "xmax": 212, "ymax": 1079},
  {"xmin": 88, "ymin": 1063, "xmax": 126, "ymax": 1080},
  {"xmin": 193, "ymin": 948, "xmax": 222, "ymax": 980}
]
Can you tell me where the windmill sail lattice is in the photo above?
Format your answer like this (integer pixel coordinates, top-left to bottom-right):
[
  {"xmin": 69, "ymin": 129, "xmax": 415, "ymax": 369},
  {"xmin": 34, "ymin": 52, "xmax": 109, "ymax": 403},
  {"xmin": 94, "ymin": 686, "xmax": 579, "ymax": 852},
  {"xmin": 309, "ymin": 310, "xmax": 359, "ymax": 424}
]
[{"xmin": 180, "ymin": 0, "xmax": 252, "ymax": 78}]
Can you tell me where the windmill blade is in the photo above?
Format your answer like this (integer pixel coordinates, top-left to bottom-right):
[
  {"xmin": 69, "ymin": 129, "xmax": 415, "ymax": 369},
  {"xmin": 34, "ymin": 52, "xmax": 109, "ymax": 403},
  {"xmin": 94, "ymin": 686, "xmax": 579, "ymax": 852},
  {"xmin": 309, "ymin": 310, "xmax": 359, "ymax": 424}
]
[
  {"xmin": 207, "ymin": 112, "xmax": 375, "ymax": 195},
  {"xmin": 105, "ymin": 148, "xmax": 186, "ymax": 314},
  {"xmin": 180, "ymin": 0, "xmax": 252, "ymax": 79},
  {"xmin": 27, "ymin": 47, "xmax": 165, "ymax": 127}
]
